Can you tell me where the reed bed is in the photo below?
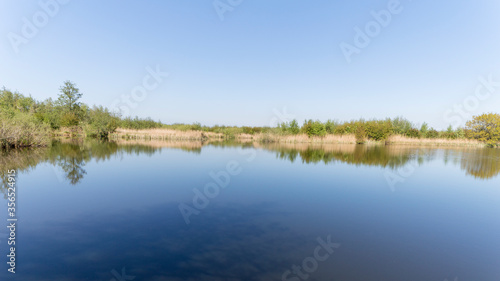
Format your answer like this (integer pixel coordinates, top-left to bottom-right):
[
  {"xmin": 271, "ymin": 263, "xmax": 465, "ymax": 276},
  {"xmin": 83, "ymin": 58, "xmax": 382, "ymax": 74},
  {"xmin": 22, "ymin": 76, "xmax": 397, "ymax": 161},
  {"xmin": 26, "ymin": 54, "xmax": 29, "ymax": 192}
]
[
  {"xmin": 113, "ymin": 138, "xmax": 204, "ymax": 150},
  {"xmin": 387, "ymin": 135, "xmax": 483, "ymax": 147},
  {"xmin": 110, "ymin": 128, "xmax": 487, "ymax": 148},
  {"xmin": 111, "ymin": 128, "xmax": 224, "ymax": 141},
  {"xmin": 241, "ymin": 133, "xmax": 358, "ymax": 144}
]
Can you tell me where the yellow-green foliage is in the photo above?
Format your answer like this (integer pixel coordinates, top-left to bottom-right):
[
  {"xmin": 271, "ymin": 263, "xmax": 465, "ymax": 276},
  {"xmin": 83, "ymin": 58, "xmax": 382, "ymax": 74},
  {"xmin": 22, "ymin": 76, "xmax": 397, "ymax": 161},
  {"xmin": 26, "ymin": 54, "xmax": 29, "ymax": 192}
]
[
  {"xmin": 355, "ymin": 126, "xmax": 366, "ymax": 144},
  {"xmin": 465, "ymin": 113, "xmax": 500, "ymax": 147},
  {"xmin": 364, "ymin": 120, "xmax": 392, "ymax": 141},
  {"xmin": 0, "ymin": 111, "xmax": 50, "ymax": 148},
  {"xmin": 301, "ymin": 120, "xmax": 327, "ymax": 137},
  {"xmin": 60, "ymin": 112, "xmax": 80, "ymax": 127},
  {"xmin": 84, "ymin": 106, "xmax": 119, "ymax": 139}
]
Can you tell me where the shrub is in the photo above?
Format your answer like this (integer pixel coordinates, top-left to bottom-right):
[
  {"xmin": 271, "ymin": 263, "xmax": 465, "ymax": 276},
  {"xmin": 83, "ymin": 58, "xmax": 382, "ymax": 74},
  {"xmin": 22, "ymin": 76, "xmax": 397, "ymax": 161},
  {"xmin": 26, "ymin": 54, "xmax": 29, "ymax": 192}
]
[
  {"xmin": 288, "ymin": 119, "xmax": 300, "ymax": 135},
  {"xmin": 0, "ymin": 112, "xmax": 50, "ymax": 148},
  {"xmin": 60, "ymin": 112, "xmax": 80, "ymax": 127},
  {"xmin": 253, "ymin": 127, "xmax": 263, "ymax": 134},
  {"xmin": 324, "ymin": 120, "xmax": 337, "ymax": 134},
  {"xmin": 302, "ymin": 120, "xmax": 326, "ymax": 137},
  {"xmin": 365, "ymin": 120, "xmax": 392, "ymax": 141},
  {"xmin": 391, "ymin": 116, "xmax": 413, "ymax": 135},
  {"xmin": 191, "ymin": 122, "xmax": 202, "ymax": 131},
  {"xmin": 406, "ymin": 128, "xmax": 421, "ymax": 138},
  {"xmin": 420, "ymin": 122, "xmax": 429, "ymax": 135},
  {"xmin": 426, "ymin": 129, "xmax": 439, "ymax": 139},
  {"xmin": 242, "ymin": 126, "xmax": 254, "ymax": 135},
  {"xmin": 334, "ymin": 123, "xmax": 352, "ymax": 135},
  {"xmin": 85, "ymin": 106, "xmax": 119, "ymax": 139},
  {"xmin": 465, "ymin": 113, "xmax": 500, "ymax": 146},
  {"xmin": 278, "ymin": 122, "xmax": 289, "ymax": 134},
  {"xmin": 455, "ymin": 128, "xmax": 465, "ymax": 139},
  {"xmin": 355, "ymin": 125, "xmax": 366, "ymax": 144},
  {"xmin": 120, "ymin": 116, "xmax": 163, "ymax": 130}
]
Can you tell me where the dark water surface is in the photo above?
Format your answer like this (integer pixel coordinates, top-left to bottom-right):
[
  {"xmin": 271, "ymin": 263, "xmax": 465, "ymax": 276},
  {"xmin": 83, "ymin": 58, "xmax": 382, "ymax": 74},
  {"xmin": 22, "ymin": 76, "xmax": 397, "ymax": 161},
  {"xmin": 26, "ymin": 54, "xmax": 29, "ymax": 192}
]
[{"xmin": 0, "ymin": 140, "xmax": 499, "ymax": 281}]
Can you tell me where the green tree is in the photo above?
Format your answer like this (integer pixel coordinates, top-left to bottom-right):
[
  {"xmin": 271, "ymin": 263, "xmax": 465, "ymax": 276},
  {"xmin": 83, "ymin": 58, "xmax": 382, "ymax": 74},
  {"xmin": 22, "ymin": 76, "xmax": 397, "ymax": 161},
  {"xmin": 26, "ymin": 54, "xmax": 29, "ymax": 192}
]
[
  {"xmin": 85, "ymin": 106, "xmax": 119, "ymax": 139},
  {"xmin": 391, "ymin": 116, "xmax": 413, "ymax": 135},
  {"xmin": 420, "ymin": 122, "xmax": 429, "ymax": 135},
  {"xmin": 365, "ymin": 120, "xmax": 392, "ymax": 140},
  {"xmin": 289, "ymin": 119, "xmax": 300, "ymax": 135},
  {"xmin": 60, "ymin": 112, "xmax": 80, "ymax": 127},
  {"xmin": 324, "ymin": 119, "xmax": 337, "ymax": 134},
  {"xmin": 58, "ymin": 81, "xmax": 82, "ymax": 112},
  {"xmin": 426, "ymin": 128, "xmax": 439, "ymax": 139},
  {"xmin": 302, "ymin": 120, "xmax": 326, "ymax": 137},
  {"xmin": 455, "ymin": 127, "xmax": 465, "ymax": 139},
  {"xmin": 355, "ymin": 125, "xmax": 366, "ymax": 144},
  {"xmin": 278, "ymin": 121, "xmax": 289, "ymax": 134},
  {"xmin": 406, "ymin": 128, "xmax": 421, "ymax": 138},
  {"xmin": 465, "ymin": 113, "xmax": 500, "ymax": 147}
]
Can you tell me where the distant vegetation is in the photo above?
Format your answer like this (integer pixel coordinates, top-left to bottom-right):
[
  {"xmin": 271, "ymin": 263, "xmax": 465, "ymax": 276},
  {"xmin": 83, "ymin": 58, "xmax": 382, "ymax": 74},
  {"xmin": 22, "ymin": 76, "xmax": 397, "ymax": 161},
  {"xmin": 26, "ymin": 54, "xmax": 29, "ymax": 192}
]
[
  {"xmin": 0, "ymin": 82, "xmax": 161, "ymax": 148},
  {"xmin": 1, "ymin": 82, "xmax": 499, "ymax": 148}
]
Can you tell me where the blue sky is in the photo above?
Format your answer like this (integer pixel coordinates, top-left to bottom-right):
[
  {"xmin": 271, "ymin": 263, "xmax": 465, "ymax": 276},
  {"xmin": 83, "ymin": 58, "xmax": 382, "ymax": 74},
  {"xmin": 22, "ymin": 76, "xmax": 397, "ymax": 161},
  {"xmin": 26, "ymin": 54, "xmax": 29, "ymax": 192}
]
[{"xmin": 1, "ymin": 0, "xmax": 499, "ymax": 128}]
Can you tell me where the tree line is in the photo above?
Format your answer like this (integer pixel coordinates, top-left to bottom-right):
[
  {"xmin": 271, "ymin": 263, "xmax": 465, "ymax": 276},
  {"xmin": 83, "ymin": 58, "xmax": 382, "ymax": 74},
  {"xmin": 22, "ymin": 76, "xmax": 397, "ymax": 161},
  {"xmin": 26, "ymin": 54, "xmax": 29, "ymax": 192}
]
[
  {"xmin": 1, "ymin": 81, "xmax": 499, "ymax": 148},
  {"xmin": 0, "ymin": 81, "xmax": 162, "ymax": 148},
  {"xmin": 276, "ymin": 115, "xmax": 499, "ymax": 146}
]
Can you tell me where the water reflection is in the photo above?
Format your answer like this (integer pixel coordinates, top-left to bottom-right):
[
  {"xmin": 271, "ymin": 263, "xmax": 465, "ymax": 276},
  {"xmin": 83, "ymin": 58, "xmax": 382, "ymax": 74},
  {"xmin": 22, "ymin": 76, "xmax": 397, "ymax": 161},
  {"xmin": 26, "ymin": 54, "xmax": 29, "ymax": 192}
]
[
  {"xmin": 49, "ymin": 140, "xmax": 89, "ymax": 184},
  {"xmin": 18, "ymin": 202, "xmax": 310, "ymax": 281},
  {"xmin": 1, "ymin": 140, "xmax": 499, "ymax": 197},
  {"xmin": 0, "ymin": 148, "xmax": 47, "ymax": 198},
  {"xmin": 0, "ymin": 139, "xmax": 499, "ymax": 280},
  {"xmin": 256, "ymin": 143, "xmax": 427, "ymax": 168},
  {"xmin": 459, "ymin": 148, "xmax": 500, "ymax": 179},
  {"xmin": 259, "ymin": 143, "xmax": 500, "ymax": 180}
]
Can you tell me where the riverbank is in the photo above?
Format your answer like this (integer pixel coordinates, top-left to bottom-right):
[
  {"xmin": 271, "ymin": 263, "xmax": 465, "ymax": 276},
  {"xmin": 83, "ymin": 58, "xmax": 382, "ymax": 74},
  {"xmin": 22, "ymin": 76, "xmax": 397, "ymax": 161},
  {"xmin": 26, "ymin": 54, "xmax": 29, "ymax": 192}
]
[{"xmin": 110, "ymin": 128, "xmax": 485, "ymax": 147}]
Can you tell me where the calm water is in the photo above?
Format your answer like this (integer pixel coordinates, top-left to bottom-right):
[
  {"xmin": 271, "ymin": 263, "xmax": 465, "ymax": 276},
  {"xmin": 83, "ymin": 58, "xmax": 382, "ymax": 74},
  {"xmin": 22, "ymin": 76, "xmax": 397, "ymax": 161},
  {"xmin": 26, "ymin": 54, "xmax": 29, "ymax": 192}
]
[{"xmin": 1, "ymin": 140, "xmax": 499, "ymax": 281}]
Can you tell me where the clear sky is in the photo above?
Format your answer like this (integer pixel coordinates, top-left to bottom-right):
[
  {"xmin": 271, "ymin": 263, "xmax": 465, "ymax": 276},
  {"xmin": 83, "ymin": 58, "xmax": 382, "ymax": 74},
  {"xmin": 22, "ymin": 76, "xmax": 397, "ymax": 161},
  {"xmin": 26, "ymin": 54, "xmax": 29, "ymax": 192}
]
[{"xmin": 1, "ymin": 0, "xmax": 499, "ymax": 129}]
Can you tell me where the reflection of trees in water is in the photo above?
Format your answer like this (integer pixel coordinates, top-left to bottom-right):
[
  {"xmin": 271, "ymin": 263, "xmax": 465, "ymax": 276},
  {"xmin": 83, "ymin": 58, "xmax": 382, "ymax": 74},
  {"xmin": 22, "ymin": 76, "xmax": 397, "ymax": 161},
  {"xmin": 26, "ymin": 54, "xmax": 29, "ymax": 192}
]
[
  {"xmin": 0, "ymin": 140, "xmax": 167, "ymax": 195},
  {"xmin": 1, "ymin": 141, "xmax": 499, "ymax": 196},
  {"xmin": 264, "ymin": 143, "xmax": 500, "ymax": 179},
  {"xmin": 271, "ymin": 144, "xmax": 426, "ymax": 169},
  {"xmin": 0, "ymin": 139, "xmax": 208, "ymax": 193},
  {"xmin": 48, "ymin": 140, "xmax": 168, "ymax": 184},
  {"xmin": 0, "ymin": 148, "xmax": 48, "ymax": 198},
  {"xmin": 49, "ymin": 141, "xmax": 90, "ymax": 185},
  {"xmin": 459, "ymin": 148, "xmax": 500, "ymax": 179}
]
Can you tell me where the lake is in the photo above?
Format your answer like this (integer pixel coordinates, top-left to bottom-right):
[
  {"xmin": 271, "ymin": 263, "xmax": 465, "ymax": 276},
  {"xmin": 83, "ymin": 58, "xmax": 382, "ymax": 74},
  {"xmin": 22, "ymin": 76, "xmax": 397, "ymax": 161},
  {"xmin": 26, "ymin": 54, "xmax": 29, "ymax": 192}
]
[{"xmin": 1, "ymin": 140, "xmax": 499, "ymax": 281}]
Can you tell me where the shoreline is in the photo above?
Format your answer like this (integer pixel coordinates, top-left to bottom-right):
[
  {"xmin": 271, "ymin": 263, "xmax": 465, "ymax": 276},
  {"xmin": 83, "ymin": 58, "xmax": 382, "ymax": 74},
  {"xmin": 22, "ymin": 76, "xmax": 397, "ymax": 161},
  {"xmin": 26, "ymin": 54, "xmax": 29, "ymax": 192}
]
[{"xmin": 110, "ymin": 128, "xmax": 486, "ymax": 148}]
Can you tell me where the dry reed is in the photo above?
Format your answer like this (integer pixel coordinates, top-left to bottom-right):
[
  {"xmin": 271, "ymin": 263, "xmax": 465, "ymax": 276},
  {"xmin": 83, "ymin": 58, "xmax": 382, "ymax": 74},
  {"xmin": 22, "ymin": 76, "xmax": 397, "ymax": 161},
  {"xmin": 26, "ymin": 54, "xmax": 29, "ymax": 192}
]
[{"xmin": 110, "ymin": 128, "xmax": 486, "ymax": 148}]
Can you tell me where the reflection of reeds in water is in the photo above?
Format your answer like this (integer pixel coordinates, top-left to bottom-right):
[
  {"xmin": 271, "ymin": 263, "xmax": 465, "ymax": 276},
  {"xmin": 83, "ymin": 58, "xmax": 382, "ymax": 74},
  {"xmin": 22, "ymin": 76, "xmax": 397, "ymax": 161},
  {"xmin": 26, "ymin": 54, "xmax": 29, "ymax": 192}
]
[
  {"xmin": 114, "ymin": 139, "xmax": 203, "ymax": 154},
  {"xmin": 0, "ymin": 148, "xmax": 48, "ymax": 198},
  {"xmin": 256, "ymin": 142, "xmax": 426, "ymax": 169},
  {"xmin": 256, "ymin": 142, "xmax": 500, "ymax": 179},
  {"xmin": 1, "ymin": 140, "xmax": 498, "ymax": 198}
]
